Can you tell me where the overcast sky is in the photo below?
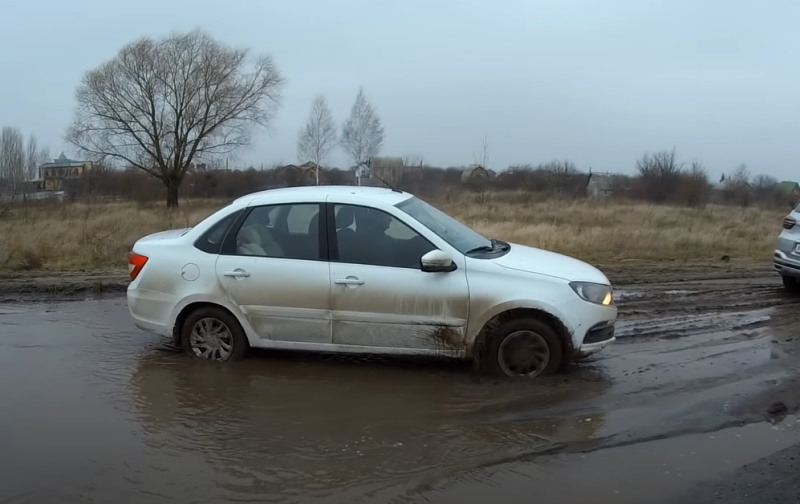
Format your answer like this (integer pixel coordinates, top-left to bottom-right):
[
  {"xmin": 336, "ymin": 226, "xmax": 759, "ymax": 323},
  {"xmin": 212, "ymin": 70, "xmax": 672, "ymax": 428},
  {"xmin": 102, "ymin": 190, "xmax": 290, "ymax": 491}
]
[{"xmin": 1, "ymin": 0, "xmax": 798, "ymax": 180}]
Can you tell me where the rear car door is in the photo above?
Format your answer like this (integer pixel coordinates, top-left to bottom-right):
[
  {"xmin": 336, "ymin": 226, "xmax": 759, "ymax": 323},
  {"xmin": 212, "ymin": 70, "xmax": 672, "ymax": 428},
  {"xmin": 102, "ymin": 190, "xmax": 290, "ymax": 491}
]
[
  {"xmin": 326, "ymin": 202, "xmax": 470, "ymax": 354},
  {"xmin": 215, "ymin": 202, "xmax": 332, "ymax": 344}
]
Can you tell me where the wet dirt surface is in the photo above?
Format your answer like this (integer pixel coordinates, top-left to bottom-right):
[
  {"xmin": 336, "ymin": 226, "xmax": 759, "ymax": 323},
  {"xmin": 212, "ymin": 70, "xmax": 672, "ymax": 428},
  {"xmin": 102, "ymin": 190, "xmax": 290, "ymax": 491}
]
[{"xmin": 2, "ymin": 263, "xmax": 800, "ymax": 503}]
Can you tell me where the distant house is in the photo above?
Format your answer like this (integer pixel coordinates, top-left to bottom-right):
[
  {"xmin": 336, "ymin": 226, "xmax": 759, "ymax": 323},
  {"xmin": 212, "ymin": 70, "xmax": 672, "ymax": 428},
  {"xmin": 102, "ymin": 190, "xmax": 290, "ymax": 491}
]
[
  {"xmin": 778, "ymin": 181, "xmax": 800, "ymax": 206},
  {"xmin": 274, "ymin": 163, "xmax": 327, "ymax": 186},
  {"xmin": 711, "ymin": 173, "xmax": 754, "ymax": 204},
  {"xmin": 39, "ymin": 152, "xmax": 93, "ymax": 191},
  {"xmin": 586, "ymin": 172, "xmax": 616, "ymax": 198},
  {"xmin": 460, "ymin": 165, "xmax": 496, "ymax": 184}
]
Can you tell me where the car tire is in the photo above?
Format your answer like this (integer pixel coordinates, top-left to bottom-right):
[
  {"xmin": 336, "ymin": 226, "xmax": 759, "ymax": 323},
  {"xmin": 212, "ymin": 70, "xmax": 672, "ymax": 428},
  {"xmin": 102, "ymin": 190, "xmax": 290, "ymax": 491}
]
[
  {"xmin": 782, "ymin": 275, "xmax": 800, "ymax": 294},
  {"xmin": 483, "ymin": 317, "xmax": 564, "ymax": 379},
  {"xmin": 180, "ymin": 306, "xmax": 249, "ymax": 362}
]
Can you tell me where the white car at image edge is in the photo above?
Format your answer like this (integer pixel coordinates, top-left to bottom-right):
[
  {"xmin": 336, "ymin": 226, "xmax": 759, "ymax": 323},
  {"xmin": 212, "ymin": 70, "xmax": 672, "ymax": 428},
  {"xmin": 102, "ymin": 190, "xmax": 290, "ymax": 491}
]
[
  {"xmin": 127, "ymin": 186, "xmax": 617, "ymax": 379},
  {"xmin": 774, "ymin": 206, "xmax": 800, "ymax": 291}
]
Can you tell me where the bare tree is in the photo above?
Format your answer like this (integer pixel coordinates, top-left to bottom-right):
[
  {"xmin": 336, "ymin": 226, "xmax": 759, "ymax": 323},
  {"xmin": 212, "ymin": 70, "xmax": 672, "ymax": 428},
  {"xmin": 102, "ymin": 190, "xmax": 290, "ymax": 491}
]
[
  {"xmin": 25, "ymin": 134, "xmax": 38, "ymax": 182},
  {"xmin": 39, "ymin": 146, "xmax": 50, "ymax": 166},
  {"xmin": 752, "ymin": 174, "xmax": 778, "ymax": 191},
  {"xmin": 296, "ymin": 95, "xmax": 337, "ymax": 185},
  {"xmin": 473, "ymin": 133, "xmax": 489, "ymax": 168},
  {"xmin": 24, "ymin": 134, "xmax": 48, "ymax": 183},
  {"xmin": 66, "ymin": 28, "xmax": 285, "ymax": 207},
  {"xmin": 725, "ymin": 163, "xmax": 752, "ymax": 207},
  {"xmin": 729, "ymin": 163, "xmax": 750, "ymax": 185},
  {"xmin": 635, "ymin": 148, "xmax": 684, "ymax": 202},
  {"xmin": 539, "ymin": 159, "xmax": 580, "ymax": 195},
  {"xmin": 0, "ymin": 127, "xmax": 26, "ymax": 194},
  {"xmin": 340, "ymin": 87, "xmax": 385, "ymax": 169},
  {"xmin": 677, "ymin": 161, "xmax": 709, "ymax": 207},
  {"xmin": 751, "ymin": 174, "xmax": 780, "ymax": 206},
  {"xmin": 402, "ymin": 154, "xmax": 425, "ymax": 168}
]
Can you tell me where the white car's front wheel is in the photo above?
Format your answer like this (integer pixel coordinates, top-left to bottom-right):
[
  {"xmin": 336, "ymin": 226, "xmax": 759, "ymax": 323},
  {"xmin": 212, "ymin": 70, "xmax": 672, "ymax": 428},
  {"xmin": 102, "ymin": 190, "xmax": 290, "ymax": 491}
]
[
  {"xmin": 783, "ymin": 275, "xmax": 800, "ymax": 293},
  {"xmin": 180, "ymin": 306, "xmax": 249, "ymax": 362},
  {"xmin": 484, "ymin": 317, "xmax": 564, "ymax": 379}
]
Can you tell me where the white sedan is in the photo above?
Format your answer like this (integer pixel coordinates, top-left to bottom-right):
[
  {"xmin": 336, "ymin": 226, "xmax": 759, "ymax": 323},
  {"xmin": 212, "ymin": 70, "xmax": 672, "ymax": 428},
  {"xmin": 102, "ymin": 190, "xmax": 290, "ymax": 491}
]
[{"xmin": 127, "ymin": 186, "xmax": 617, "ymax": 379}]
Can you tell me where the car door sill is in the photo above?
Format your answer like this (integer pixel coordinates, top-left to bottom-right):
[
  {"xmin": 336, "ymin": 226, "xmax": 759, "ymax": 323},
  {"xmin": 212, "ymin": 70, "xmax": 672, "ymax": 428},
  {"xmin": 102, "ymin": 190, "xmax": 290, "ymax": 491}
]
[
  {"xmin": 251, "ymin": 339, "xmax": 465, "ymax": 358},
  {"xmin": 331, "ymin": 310, "xmax": 464, "ymax": 326}
]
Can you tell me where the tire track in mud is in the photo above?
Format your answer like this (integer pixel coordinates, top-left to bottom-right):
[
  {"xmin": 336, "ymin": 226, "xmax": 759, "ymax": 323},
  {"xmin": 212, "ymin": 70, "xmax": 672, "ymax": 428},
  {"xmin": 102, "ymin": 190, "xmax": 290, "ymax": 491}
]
[{"xmin": 614, "ymin": 271, "xmax": 795, "ymax": 342}]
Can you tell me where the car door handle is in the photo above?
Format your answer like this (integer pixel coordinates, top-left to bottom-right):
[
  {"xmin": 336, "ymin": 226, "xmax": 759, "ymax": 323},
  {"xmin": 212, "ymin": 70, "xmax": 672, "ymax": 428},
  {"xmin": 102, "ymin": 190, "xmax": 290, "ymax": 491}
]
[
  {"xmin": 334, "ymin": 277, "xmax": 364, "ymax": 285},
  {"xmin": 224, "ymin": 269, "xmax": 251, "ymax": 278}
]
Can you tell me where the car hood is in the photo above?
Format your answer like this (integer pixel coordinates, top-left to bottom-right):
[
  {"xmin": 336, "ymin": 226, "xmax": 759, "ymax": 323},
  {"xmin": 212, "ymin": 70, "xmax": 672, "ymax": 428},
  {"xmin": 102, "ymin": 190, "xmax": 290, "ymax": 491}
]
[{"xmin": 493, "ymin": 243, "xmax": 610, "ymax": 284}]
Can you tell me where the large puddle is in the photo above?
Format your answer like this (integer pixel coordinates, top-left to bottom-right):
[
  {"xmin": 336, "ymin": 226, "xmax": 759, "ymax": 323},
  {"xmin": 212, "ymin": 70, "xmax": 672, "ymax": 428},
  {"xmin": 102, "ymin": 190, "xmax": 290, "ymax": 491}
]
[{"xmin": 0, "ymin": 288, "xmax": 799, "ymax": 503}]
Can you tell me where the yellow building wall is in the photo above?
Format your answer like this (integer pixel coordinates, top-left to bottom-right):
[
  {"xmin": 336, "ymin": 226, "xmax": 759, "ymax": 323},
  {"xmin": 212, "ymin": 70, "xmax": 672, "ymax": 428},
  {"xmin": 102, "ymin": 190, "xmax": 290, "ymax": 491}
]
[{"xmin": 42, "ymin": 161, "xmax": 93, "ymax": 191}]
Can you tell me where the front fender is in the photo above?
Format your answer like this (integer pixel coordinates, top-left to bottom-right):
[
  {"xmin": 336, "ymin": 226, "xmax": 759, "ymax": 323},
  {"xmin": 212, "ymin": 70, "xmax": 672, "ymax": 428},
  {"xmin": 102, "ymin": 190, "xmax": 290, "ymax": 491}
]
[{"xmin": 467, "ymin": 298, "xmax": 573, "ymax": 345}]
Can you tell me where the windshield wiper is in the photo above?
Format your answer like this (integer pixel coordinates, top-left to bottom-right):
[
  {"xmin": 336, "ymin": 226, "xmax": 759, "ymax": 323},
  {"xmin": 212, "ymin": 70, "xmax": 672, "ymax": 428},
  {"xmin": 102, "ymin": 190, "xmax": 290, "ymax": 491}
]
[
  {"xmin": 493, "ymin": 238, "xmax": 510, "ymax": 251},
  {"xmin": 466, "ymin": 240, "xmax": 496, "ymax": 254}
]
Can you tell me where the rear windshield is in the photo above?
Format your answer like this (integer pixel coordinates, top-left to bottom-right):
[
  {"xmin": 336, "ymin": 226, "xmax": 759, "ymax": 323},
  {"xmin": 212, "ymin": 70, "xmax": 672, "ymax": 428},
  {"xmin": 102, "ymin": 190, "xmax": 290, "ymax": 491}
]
[{"xmin": 194, "ymin": 206, "xmax": 241, "ymax": 254}]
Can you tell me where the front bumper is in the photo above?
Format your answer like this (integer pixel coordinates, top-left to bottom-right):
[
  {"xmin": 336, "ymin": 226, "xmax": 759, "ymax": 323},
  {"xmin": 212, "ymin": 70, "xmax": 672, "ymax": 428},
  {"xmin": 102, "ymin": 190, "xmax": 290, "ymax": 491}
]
[
  {"xmin": 774, "ymin": 250, "xmax": 800, "ymax": 279},
  {"xmin": 575, "ymin": 337, "xmax": 616, "ymax": 359},
  {"xmin": 573, "ymin": 321, "xmax": 615, "ymax": 359}
]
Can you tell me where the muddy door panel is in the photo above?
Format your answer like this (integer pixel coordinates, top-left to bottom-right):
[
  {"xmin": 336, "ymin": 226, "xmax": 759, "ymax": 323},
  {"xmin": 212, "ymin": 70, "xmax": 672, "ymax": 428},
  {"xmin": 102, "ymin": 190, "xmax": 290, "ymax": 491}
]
[
  {"xmin": 215, "ymin": 256, "xmax": 332, "ymax": 343},
  {"xmin": 329, "ymin": 263, "xmax": 469, "ymax": 354}
]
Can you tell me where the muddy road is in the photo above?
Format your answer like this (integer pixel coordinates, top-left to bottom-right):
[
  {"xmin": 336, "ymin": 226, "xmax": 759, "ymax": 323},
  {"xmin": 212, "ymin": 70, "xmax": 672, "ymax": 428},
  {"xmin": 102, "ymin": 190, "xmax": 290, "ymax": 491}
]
[{"xmin": 2, "ymin": 263, "xmax": 800, "ymax": 503}]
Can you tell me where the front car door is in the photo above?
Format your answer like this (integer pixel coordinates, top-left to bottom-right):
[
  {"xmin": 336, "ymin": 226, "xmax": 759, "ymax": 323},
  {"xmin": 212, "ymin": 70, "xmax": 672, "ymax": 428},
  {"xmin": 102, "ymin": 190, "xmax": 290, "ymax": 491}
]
[
  {"xmin": 326, "ymin": 201, "xmax": 470, "ymax": 356},
  {"xmin": 215, "ymin": 201, "xmax": 331, "ymax": 344}
]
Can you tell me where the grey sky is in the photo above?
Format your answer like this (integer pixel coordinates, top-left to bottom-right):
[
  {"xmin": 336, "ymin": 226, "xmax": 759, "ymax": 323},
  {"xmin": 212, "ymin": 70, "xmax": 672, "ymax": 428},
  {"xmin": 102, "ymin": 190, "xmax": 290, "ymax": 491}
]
[{"xmin": 1, "ymin": 0, "xmax": 798, "ymax": 180}]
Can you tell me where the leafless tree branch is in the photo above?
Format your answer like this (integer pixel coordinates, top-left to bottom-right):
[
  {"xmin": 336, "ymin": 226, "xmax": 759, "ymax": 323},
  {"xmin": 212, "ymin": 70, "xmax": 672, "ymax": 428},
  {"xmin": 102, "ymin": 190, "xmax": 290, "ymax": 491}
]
[
  {"xmin": 340, "ymin": 86, "xmax": 384, "ymax": 168},
  {"xmin": 297, "ymin": 94, "xmax": 337, "ymax": 185},
  {"xmin": 473, "ymin": 133, "xmax": 489, "ymax": 168},
  {"xmin": 65, "ymin": 28, "xmax": 285, "ymax": 207},
  {"xmin": 635, "ymin": 148, "xmax": 684, "ymax": 203},
  {"xmin": 0, "ymin": 127, "xmax": 26, "ymax": 193}
]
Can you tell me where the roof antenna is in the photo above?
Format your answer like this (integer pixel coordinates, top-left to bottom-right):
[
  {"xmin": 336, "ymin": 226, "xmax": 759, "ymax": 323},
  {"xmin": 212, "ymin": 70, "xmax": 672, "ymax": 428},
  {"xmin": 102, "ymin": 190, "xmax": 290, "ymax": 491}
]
[{"xmin": 359, "ymin": 159, "xmax": 401, "ymax": 193}]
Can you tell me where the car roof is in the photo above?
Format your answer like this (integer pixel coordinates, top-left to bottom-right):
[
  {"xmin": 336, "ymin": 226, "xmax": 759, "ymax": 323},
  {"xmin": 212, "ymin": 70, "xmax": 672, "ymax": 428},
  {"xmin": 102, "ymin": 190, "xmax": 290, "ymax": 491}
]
[{"xmin": 232, "ymin": 185, "xmax": 414, "ymax": 208}]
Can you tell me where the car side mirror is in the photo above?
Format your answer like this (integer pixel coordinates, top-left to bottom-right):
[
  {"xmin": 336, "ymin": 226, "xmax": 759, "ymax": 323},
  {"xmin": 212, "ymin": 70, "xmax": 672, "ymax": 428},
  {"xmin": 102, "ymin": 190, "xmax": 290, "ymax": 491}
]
[{"xmin": 420, "ymin": 249, "xmax": 456, "ymax": 273}]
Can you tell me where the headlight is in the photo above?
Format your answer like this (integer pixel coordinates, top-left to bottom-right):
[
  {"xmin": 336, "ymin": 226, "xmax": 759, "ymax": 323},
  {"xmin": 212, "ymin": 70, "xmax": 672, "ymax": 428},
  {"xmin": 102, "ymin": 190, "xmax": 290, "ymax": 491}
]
[{"xmin": 569, "ymin": 281, "xmax": 613, "ymax": 306}]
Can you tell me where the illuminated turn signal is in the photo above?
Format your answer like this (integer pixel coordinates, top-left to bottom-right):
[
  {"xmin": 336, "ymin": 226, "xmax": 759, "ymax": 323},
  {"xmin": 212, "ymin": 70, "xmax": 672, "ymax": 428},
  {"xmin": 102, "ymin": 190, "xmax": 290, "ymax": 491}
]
[
  {"xmin": 602, "ymin": 291, "xmax": 613, "ymax": 306},
  {"xmin": 129, "ymin": 252, "xmax": 149, "ymax": 281}
]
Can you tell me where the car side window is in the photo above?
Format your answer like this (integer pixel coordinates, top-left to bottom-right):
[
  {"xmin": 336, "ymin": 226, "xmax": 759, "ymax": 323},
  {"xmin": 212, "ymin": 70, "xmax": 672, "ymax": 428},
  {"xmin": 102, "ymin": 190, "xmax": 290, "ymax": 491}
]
[
  {"xmin": 194, "ymin": 209, "xmax": 242, "ymax": 254},
  {"xmin": 333, "ymin": 204, "xmax": 436, "ymax": 269},
  {"xmin": 234, "ymin": 203, "xmax": 321, "ymax": 260},
  {"xmin": 286, "ymin": 204, "xmax": 319, "ymax": 233}
]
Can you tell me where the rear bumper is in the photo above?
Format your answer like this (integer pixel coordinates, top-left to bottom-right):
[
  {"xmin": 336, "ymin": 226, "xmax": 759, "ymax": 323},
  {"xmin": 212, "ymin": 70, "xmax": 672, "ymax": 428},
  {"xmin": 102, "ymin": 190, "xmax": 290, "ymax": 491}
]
[
  {"xmin": 127, "ymin": 287, "xmax": 173, "ymax": 338},
  {"xmin": 131, "ymin": 316, "xmax": 171, "ymax": 337}
]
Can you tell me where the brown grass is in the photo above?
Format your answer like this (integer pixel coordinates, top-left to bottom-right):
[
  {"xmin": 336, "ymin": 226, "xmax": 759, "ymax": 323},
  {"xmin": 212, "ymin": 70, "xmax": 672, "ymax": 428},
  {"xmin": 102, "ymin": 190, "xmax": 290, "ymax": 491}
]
[{"xmin": 0, "ymin": 191, "xmax": 785, "ymax": 272}]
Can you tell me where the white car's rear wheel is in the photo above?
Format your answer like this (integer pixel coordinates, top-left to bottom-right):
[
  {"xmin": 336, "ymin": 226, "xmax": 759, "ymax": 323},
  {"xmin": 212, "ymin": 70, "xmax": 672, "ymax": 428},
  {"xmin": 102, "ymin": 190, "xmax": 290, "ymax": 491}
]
[
  {"xmin": 180, "ymin": 306, "xmax": 248, "ymax": 362},
  {"xmin": 485, "ymin": 317, "xmax": 563, "ymax": 378}
]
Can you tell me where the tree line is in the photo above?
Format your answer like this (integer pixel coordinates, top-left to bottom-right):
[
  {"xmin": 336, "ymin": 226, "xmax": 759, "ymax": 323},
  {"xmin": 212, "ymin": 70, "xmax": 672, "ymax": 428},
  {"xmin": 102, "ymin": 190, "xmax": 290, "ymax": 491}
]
[
  {"xmin": 0, "ymin": 127, "xmax": 50, "ymax": 194},
  {"xmin": 37, "ymin": 148, "xmax": 792, "ymax": 211}
]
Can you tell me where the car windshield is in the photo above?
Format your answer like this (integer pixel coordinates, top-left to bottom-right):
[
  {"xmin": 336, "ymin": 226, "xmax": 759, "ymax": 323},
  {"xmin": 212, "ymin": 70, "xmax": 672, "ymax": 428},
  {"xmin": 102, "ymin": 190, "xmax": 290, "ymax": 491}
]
[{"xmin": 395, "ymin": 197, "xmax": 494, "ymax": 254}]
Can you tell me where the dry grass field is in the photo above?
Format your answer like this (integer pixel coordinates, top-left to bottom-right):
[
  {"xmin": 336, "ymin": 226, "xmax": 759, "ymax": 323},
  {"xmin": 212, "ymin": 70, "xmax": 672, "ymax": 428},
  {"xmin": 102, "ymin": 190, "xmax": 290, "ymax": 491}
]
[{"xmin": 0, "ymin": 191, "xmax": 786, "ymax": 272}]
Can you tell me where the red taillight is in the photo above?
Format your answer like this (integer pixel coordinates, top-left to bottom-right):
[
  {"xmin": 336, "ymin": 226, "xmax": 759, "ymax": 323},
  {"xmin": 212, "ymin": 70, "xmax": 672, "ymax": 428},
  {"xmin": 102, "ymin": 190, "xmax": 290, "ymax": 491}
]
[
  {"xmin": 783, "ymin": 216, "xmax": 796, "ymax": 230},
  {"xmin": 129, "ymin": 252, "xmax": 149, "ymax": 281}
]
